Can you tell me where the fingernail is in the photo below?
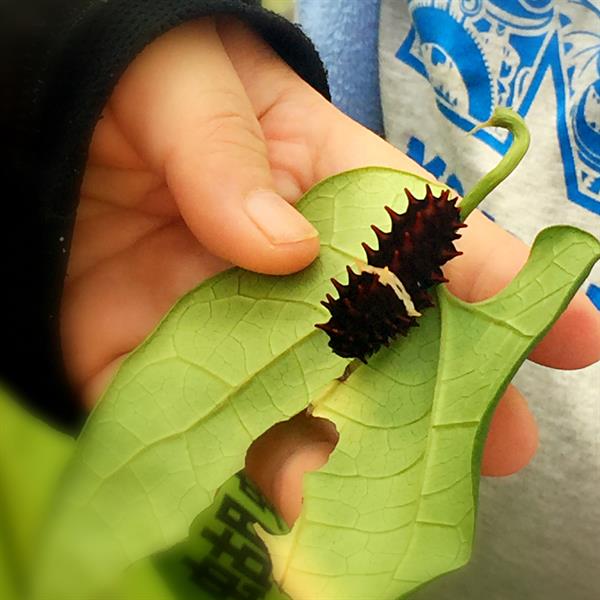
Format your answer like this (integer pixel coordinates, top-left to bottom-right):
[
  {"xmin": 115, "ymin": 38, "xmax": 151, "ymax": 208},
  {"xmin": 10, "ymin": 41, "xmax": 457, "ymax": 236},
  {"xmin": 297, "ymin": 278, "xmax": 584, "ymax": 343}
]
[{"xmin": 245, "ymin": 190, "xmax": 318, "ymax": 244}]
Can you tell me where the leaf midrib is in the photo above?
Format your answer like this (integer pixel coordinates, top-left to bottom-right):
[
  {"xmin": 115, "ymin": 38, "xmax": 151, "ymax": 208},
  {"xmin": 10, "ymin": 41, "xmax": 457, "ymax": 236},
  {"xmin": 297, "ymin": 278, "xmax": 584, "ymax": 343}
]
[{"xmin": 75, "ymin": 326, "xmax": 341, "ymax": 507}]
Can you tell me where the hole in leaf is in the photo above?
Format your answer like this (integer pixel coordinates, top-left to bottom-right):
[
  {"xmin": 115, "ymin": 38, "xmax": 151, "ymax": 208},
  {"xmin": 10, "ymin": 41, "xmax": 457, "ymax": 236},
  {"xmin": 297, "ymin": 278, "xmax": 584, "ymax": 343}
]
[{"xmin": 245, "ymin": 410, "xmax": 339, "ymax": 526}]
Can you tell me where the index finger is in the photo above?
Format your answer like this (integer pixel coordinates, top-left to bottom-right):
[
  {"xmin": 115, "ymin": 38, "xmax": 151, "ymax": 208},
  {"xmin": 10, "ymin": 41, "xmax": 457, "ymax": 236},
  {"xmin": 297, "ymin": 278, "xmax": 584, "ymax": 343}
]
[{"xmin": 221, "ymin": 19, "xmax": 600, "ymax": 370}]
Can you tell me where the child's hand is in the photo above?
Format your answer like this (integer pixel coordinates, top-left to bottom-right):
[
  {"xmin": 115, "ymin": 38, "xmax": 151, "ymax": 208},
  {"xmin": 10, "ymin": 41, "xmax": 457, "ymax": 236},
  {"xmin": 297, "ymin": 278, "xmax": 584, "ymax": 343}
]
[{"xmin": 60, "ymin": 18, "xmax": 600, "ymax": 524}]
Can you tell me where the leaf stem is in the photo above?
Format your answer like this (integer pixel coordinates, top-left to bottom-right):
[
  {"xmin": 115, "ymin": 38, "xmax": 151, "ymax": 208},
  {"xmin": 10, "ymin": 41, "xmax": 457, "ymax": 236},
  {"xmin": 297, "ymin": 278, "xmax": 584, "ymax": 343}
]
[
  {"xmin": 459, "ymin": 107, "xmax": 530, "ymax": 220},
  {"xmin": 337, "ymin": 358, "xmax": 362, "ymax": 382}
]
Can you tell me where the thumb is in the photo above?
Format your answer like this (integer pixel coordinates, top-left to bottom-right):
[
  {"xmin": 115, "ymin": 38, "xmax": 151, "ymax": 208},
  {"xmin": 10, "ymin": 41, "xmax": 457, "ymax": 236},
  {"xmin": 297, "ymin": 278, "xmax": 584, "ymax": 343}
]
[{"xmin": 110, "ymin": 20, "xmax": 319, "ymax": 274}]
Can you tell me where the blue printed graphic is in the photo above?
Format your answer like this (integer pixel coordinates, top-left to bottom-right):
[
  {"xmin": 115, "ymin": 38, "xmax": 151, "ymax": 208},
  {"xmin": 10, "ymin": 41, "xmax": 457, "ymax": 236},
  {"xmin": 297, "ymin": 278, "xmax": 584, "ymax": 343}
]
[
  {"xmin": 397, "ymin": 0, "xmax": 600, "ymax": 215},
  {"xmin": 587, "ymin": 283, "xmax": 600, "ymax": 309},
  {"xmin": 406, "ymin": 136, "xmax": 465, "ymax": 194}
]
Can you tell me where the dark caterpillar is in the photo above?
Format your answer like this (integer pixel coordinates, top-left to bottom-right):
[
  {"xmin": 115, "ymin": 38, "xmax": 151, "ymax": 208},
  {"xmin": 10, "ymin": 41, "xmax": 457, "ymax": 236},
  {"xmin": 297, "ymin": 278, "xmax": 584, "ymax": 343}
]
[{"xmin": 316, "ymin": 185, "xmax": 466, "ymax": 363}]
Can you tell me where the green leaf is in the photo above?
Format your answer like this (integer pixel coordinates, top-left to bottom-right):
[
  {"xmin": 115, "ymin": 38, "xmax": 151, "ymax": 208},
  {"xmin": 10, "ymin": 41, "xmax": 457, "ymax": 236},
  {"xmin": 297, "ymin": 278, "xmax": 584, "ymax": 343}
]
[
  {"xmin": 32, "ymin": 168, "xmax": 600, "ymax": 600},
  {"xmin": 119, "ymin": 471, "xmax": 290, "ymax": 600},
  {"xmin": 0, "ymin": 385, "xmax": 74, "ymax": 597},
  {"xmin": 261, "ymin": 224, "xmax": 600, "ymax": 599},
  {"xmin": 113, "ymin": 471, "xmax": 289, "ymax": 600}
]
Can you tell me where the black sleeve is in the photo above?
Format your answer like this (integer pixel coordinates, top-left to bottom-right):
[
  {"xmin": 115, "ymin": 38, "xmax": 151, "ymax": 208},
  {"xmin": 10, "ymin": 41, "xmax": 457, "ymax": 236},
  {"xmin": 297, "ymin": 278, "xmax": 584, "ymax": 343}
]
[{"xmin": 0, "ymin": 0, "xmax": 329, "ymax": 432}]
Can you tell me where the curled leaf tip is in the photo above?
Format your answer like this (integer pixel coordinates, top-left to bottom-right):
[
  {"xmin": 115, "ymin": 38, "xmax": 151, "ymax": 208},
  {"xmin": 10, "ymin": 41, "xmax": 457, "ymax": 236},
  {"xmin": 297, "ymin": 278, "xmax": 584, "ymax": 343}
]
[{"xmin": 460, "ymin": 107, "xmax": 530, "ymax": 220}]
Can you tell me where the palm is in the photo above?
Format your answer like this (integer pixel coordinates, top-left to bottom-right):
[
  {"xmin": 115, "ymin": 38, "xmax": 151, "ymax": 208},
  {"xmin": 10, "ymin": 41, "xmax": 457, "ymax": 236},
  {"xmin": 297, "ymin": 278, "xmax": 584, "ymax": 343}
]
[
  {"xmin": 62, "ymin": 113, "xmax": 250, "ymax": 401},
  {"xmin": 58, "ymin": 19, "xmax": 599, "ymax": 498},
  {"xmin": 61, "ymin": 81, "xmax": 317, "ymax": 403},
  {"xmin": 59, "ymin": 18, "xmax": 417, "ymax": 403}
]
